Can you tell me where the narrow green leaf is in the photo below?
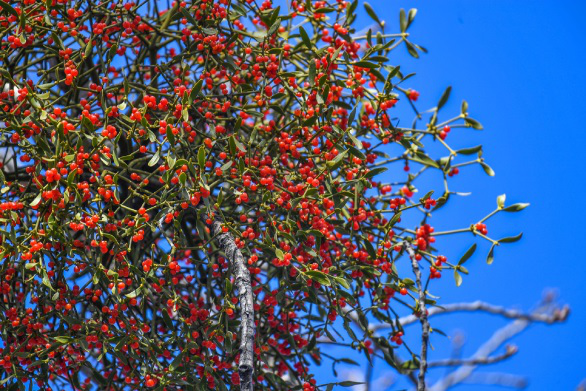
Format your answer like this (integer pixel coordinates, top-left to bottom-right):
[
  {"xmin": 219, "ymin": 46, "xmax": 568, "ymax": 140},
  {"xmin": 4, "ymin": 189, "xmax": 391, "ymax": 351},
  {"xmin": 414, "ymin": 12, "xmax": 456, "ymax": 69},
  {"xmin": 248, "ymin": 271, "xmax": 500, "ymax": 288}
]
[
  {"xmin": 503, "ymin": 203, "xmax": 530, "ymax": 212},
  {"xmin": 437, "ymin": 86, "xmax": 452, "ymax": 110},
  {"xmin": 499, "ymin": 232, "xmax": 523, "ymax": 243},
  {"xmin": 197, "ymin": 146, "xmax": 205, "ymax": 170},
  {"xmin": 487, "ymin": 243, "xmax": 496, "ymax": 264},
  {"xmin": 458, "ymin": 243, "xmax": 476, "ymax": 265},
  {"xmin": 0, "ymin": 1, "xmax": 18, "ymax": 18},
  {"xmin": 305, "ymin": 270, "xmax": 331, "ymax": 286},
  {"xmin": 407, "ymin": 8, "xmax": 417, "ymax": 28},
  {"xmin": 299, "ymin": 26, "xmax": 312, "ymax": 49},
  {"xmin": 465, "ymin": 117, "xmax": 483, "ymax": 130},
  {"xmin": 399, "ymin": 9, "xmax": 407, "ymax": 32},
  {"xmin": 364, "ymin": 167, "xmax": 388, "ymax": 179},
  {"xmin": 456, "ymin": 145, "xmax": 482, "ymax": 155},
  {"xmin": 480, "ymin": 162, "xmax": 495, "ymax": 176},
  {"xmin": 363, "ymin": 2, "xmax": 381, "ymax": 26}
]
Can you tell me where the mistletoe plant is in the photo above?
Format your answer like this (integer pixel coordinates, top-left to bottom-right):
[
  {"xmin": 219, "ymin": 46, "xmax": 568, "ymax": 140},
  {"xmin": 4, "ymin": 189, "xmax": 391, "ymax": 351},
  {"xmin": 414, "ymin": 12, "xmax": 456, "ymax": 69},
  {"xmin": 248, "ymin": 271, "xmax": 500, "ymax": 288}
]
[{"xmin": 0, "ymin": 0, "xmax": 566, "ymax": 390}]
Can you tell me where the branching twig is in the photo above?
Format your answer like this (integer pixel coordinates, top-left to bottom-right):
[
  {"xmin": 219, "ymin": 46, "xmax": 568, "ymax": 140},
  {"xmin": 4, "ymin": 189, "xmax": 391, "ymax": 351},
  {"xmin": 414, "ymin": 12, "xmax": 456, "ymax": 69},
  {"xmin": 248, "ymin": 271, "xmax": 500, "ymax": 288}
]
[
  {"xmin": 428, "ymin": 345, "xmax": 518, "ymax": 368},
  {"xmin": 428, "ymin": 295, "xmax": 569, "ymax": 391},
  {"xmin": 372, "ymin": 301, "xmax": 570, "ymax": 330},
  {"xmin": 212, "ymin": 220, "xmax": 255, "ymax": 391}
]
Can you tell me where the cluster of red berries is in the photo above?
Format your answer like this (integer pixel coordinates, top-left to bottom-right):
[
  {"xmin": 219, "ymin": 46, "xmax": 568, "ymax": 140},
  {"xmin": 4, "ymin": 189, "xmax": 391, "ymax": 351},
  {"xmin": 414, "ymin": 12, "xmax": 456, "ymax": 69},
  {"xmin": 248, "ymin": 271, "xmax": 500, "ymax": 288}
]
[
  {"xmin": 391, "ymin": 331, "xmax": 404, "ymax": 345},
  {"xmin": 439, "ymin": 125, "xmax": 451, "ymax": 140},
  {"xmin": 415, "ymin": 224, "xmax": 436, "ymax": 251},
  {"xmin": 424, "ymin": 198, "xmax": 437, "ymax": 209},
  {"xmin": 475, "ymin": 223, "xmax": 488, "ymax": 235}
]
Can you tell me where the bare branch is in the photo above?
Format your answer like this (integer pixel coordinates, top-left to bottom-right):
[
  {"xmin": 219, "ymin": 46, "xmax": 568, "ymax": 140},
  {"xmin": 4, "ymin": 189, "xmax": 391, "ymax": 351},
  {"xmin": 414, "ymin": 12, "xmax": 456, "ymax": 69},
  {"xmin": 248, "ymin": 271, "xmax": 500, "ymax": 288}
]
[
  {"xmin": 428, "ymin": 344, "xmax": 518, "ymax": 368},
  {"xmin": 461, "ymin": 372, "xmax": 528, "ymax": 389},
  {"xmin": 372, "ymin": 300, "xmax": 570, "ymax": 331},
  {"xmin": 428, "ymin": 297, "xmax": 568, "ymax": 391}
]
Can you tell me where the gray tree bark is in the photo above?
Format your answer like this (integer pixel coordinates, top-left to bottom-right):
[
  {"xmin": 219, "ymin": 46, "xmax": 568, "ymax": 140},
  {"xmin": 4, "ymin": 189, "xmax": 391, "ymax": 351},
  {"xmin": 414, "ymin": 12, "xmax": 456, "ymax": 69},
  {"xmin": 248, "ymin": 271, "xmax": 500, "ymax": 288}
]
[{"xmin": 212, "ymin": 220, "xmax": 255, "ymax": 391}]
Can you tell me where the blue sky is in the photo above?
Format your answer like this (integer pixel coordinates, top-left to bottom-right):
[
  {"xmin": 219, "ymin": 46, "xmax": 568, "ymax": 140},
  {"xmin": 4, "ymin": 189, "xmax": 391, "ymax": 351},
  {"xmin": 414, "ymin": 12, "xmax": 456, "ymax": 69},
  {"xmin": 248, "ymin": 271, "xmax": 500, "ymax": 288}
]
[{"xmin": 321, "ymin": 1, "xmax": 586, "ymax": 390}]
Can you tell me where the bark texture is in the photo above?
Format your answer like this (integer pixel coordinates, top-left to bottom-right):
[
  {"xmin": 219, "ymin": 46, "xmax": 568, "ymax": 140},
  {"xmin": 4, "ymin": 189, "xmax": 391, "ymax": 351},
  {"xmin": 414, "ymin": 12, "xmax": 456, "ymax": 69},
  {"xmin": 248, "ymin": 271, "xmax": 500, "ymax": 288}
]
[
  {"xmin": 405, "ymin": 243, "xmax": 430, "ymax": 391},
  {"xmin": 212, "ymin": 220, "xmax": 255, "ymax": 391}
]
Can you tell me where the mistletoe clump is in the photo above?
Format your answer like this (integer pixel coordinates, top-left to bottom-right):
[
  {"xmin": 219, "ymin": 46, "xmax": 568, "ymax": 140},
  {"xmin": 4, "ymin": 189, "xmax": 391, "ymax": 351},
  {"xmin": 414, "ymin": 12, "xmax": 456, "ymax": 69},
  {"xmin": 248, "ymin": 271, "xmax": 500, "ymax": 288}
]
[{"xmin": 0, "ymin": 0, "xmax": 534, "ymax": 390}]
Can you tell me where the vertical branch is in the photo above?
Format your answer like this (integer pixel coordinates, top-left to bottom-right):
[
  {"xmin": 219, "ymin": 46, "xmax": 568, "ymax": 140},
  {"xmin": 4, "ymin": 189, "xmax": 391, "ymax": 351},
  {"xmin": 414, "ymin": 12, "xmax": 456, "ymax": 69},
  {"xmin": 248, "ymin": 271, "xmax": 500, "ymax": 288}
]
[
  {"xmin": 212, "ymin": 220, "xmax": 255, "ymax": 391},
  {"xmin": 405, "ymin": 243, "xmax": 430, "ymax": 391}
]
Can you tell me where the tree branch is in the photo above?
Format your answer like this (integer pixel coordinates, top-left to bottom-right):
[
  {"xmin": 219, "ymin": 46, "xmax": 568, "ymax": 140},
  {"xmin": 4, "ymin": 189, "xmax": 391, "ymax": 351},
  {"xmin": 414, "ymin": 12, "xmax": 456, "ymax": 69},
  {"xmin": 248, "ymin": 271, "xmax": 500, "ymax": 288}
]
[
  {"xmin": 374, "ymin": 300, "xmax": 570, "ymax": 330},
  {"xmin": 460, "ymin": 372, "xmax": 527, "ymax": 389},
  {"xmin": 428, "ymin": 295, "xmax": 568, "ymax": 391},
  {"xmin": 212, "ymin": 220, "xmax": 255, "ymax": 391},
  {"xmin": 405, "ymin": 243, "xmax": 430, "ymax": 391},
  {"xmin": 428, "ymin": 344, "xmax": 518, "ymax": 368}
]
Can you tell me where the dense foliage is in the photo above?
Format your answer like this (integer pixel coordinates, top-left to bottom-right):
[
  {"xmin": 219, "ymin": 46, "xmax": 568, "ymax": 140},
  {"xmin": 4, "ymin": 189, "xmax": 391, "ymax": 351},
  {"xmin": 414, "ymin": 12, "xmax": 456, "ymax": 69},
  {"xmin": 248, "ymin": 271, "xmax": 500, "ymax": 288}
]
[{"xmin": 0, "ymin": 0, "xmax": 528, "ymax": 390}]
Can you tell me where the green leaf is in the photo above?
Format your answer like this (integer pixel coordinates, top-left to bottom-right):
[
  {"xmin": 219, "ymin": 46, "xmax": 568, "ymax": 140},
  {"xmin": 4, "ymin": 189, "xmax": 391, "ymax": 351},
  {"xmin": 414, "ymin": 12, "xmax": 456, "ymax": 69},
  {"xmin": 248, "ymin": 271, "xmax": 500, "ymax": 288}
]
[
  {"xmin": 148, "ymin": 150, "xmax": 160, "ymax": 167},
  {"xmin": 197, "ymin": 146, "xmax": 205, "ymax": 170},
  {"xmin": 412, "ymin": 151, "xmax": 439, "ymax": 168},
  {"xmin": 308, "ymin": 60, "xmax": 316, "ymax": 86},
  {"xmin": 364, "ymin": 167, "xmax": 388, "ymax": 179},
  {"xmin": 0, "ymin": 1, "xmax": 18, "ymax": 18},
  {"xmin": 499, "ymin": 232, "xmax": 523, "ymax": 243},
  {"xmin": 305, "ymin": 270, "xmax": 331, "ymax": 286},
  {"xmin": 407, "ymin": 8, "xmax": 418, "ymax": 29},
  {"xmin": 503, "ymin": 203, "xmax": 530, "ymax": 212},
  {"xmin": 339, "ymin": 381, "xmax": 364, "ymax": 387},
  {"xmin": 437, "ymin": 86, "xmax": 452, "ymax": 110},
  {"xmin": 169, "ymin": 351, "xmax": 184, "ymax": 371},
  {"xmin": 166, "ymin": 125, "xmax": 175, "ymax": 145},
  {"xmin": 125, "ymin": 288, "xmax": 140, "ymax": 298},
  {"xmin": 458, "ymin": 243, "xmax": 476, "ymax": 265},
  {"xmin": 480, "ymin": 162, "xmax": 495, "ymax": 176},
  {"xmin": 352, "ymin": 61, "xmax": 379, "ymax": 69},
  {"xmin": 486, "ymin": 243, "xmax": 496, "ymax": 264},
  {"xmin": 327, "ymin": 150, "xmax": 348, "ymax": 170},
  {"xmin": 267, "ymin": 18, "xmax": 281, "ymax": 36},
  {"xmin": 30, "ymin": 192, "xmax": 42, "ymax": 207},
  {"xmin": 333, "ymin": 276, "xmax": 350, "ymax": 290},
  {"xmin": 342, "ymin": 319, "xmax": 357, "ymax": 341},
  {"xmin": 405, "ymin": 40, "xmax": 419, "ymax": 58},
  {"xmin": 465, "ymin": 117, "xmax": 483, "ymax": 130},
  {"xmin": 461, "ymin": 100, "xmax": 469, "ymax": 115},
  {"xmin": 456, "ymin": 145, "xmax": 482, "ymax": 155},
  {"xmin": 348, "ymin": 106, "xmax": 357, "ymax": 126},
  {"xmin": 299, "ymin": 26, "xmax": 312, "ymax": 49},
  {"xmin": 399, "ymin": 9, "xmax": 407, "ymax": 32},
  {"xmin": 190, "ymin": 79, "xmax": 203, "ymax": 101},
  {"xmin": 54, "ymin": 336, "xmax": 72, "ymax": 344},
  {"xmin": 363, "ymin": 2, "xmax": 381, "ymax": 26},
  {"xmin": 454, "ymin": 270, "xmax": 462, "ymax": 287}
]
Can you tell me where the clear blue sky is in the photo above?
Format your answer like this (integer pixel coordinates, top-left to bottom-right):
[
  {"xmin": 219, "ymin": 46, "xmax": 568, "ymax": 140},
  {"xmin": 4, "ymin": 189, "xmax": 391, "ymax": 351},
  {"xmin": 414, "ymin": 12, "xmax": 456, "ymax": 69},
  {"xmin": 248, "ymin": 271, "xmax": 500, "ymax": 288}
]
[{"xmin": 320, "ymin": 1, "xmax": 586, "ymax": 390}]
